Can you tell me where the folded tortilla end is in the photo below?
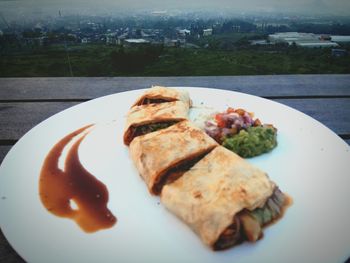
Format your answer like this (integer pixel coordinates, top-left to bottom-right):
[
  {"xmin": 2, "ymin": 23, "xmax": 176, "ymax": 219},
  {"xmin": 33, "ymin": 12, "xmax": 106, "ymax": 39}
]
[
  {"xmin": 132, "ymin": 86, "xmax": 191, "ymax": 107},
  {"xmin": 123, "ymin": 101, "xmax": 190, "ymax": 145},
  {"xmin": 161, "ymin": 146, "xmax": 289, "ymax": 250},
  {"xmin": 129, "ymin": 120, "xmax": 218, "ymax": 195}
]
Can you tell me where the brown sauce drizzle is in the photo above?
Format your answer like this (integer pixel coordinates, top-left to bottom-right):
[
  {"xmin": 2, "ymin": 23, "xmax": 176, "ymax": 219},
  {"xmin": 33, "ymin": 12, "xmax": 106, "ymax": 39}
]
[{"xmin": 39, "ymin": 125, "xmax": 117, "ymax": 233}]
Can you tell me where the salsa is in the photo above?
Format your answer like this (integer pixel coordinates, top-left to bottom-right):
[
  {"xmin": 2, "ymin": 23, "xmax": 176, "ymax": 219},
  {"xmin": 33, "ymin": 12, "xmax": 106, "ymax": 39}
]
[{"xmin": 204, "ymin": 107, "xmax": 277, "ymax": 158}]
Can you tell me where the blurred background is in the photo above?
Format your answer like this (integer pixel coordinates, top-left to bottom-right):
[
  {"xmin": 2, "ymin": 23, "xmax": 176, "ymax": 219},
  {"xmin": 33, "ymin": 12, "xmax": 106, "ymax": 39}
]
[{"xmin": 0, "ymin": 0, "xmax": 350, "ymax": 77}]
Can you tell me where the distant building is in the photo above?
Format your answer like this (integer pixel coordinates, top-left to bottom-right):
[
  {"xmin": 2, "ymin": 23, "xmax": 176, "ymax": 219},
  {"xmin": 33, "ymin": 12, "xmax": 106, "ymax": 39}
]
[
  {"xmin": 269, "ymin": 32, "xmax": 316, "ymax": 45},
  {"xmin": 141, "ymin": 31, "xmax": 150, "ymax": 38},
  {"xmin": 124, "ymin": 38, "xmax": 150, "ymax": 47},
  {"xmin": 124, "ymin": 38, "xmax": 149, "ymax": 44},
  {"xmin": 106, "ymin": 33, "xmax": 117, "ymax": 45},
  {"xmin": 330, "ymin": 35, "xmax": 350, "ymax": 43},
  {"xmin": 250, "ymin": 39, "xmax": 270, "ymax": 45},
  {"xmin": 117, "ymin": 33, "xmax": 128, "ymax": 45},
  {"xmin": 177, "ymin": 29, "xmax": 191, "ymax": 37},
  {"xmin": 296, "ymin": 41, "xmax": 338, "ymax": 48},
  {"xmin": 164, "ymin": 38, "xmax": 180, "ymax": 47},
  {"xmin": 232, "ymin": 25, "xmax": 240, "ymax": 32},
  {"xmin": 269, "ymin": 32, "xmax": 339, "ymax": 48},
  {"xmin": 116, "ymin": 38, "xmax": 122, "ymax": 45},
  {"xmin": 81, "ymin": 37, "xmax": 89, "ymax": 44},
  {"xmin": 319, "ymin": 34, "xmax": 331, "ymax": 41},
  {"xmin": 203, "ymin": 28, "xmax": 213, "ymax": 36}
]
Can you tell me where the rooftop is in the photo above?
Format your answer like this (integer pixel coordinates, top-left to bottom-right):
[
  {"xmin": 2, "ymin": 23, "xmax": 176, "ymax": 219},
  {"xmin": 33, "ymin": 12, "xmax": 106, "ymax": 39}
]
[
  {"xmin": 269, "ymin": 32, "xmax": 343, "ymax": 48},
  {"xmin": 124, "ymin": 39, "xmax": 150, "ymax": 44}
]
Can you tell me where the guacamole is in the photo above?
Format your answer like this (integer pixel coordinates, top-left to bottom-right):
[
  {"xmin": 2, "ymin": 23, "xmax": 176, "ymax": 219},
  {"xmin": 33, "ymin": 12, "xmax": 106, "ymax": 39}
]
[{"xmin": 222, "ymin": 126, "xmax": 277, "ymax": 158}]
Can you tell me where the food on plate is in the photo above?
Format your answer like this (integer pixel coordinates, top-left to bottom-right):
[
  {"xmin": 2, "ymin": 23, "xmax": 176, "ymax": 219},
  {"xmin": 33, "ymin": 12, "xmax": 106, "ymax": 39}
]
[
  {"xmin": 204, "ymin": 107, "xmax": 277, "ymax": 158},
  {"xmin": 204, "ymin": 107, "xmax": 257, "ymax": 143},
  {"xmin": 129, "ymin": 120, "xmax": 218, "ymax": 195},
  {"xmin": 161, "ymin": 146, "xmax": 289, "ymax": 250},
  {"xmin": 125, "ymin": 86, "xmax": 290, "ymax": 251},
  {"xmin": 123, "ymin": 100, "xmax": 189, "ymax": 145},
  {"xmin": 132, "ymin": 85, "xmax": 192, "ymax": 107},
  {"xmin": 222, "ymin": 126, "xmax": 277, "ymax": 158}
]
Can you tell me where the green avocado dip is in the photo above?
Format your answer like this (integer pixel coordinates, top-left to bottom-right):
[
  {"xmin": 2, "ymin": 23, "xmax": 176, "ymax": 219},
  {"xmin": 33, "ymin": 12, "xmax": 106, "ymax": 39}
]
[{"xmin": 222, "ymin": 126, "xmax": 277, "ymax": 158}]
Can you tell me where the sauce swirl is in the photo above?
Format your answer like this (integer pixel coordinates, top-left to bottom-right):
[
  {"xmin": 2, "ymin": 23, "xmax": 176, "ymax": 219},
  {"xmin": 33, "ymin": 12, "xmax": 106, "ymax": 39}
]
[{"xmin": 39, "ymin": 125, "xmax": 117, "ymax": 232}]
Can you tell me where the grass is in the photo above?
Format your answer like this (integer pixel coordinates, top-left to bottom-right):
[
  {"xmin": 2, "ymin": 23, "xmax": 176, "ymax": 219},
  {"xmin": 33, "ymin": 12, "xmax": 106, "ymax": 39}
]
[
  {"xmin": 142, "ymin": 48, "xmax": 350, "ymax": 76},
  {"xmin": 1, "ymin": 44, "xmax": 349, "ymax": 77},
  {"xmin": 0, "ymin": 44, "xmax": 115, "ymax": 77}
]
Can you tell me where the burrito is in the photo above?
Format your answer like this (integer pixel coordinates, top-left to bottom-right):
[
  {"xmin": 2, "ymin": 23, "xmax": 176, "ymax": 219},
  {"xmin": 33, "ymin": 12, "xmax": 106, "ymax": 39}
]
[
  {"xmin": 132, "ymin": 86, "xmax": 192, "ymax": 107},
  {"xmin": 161, "ymin": 146, "xmax": 288, "ymax": 250},
  {"xmin": 129, "ymin": 120, "xmax": 218, "ymax": 195},
  {"xmin": 123, "ymin": 100, "xmax": 189, "ymax": 145}
]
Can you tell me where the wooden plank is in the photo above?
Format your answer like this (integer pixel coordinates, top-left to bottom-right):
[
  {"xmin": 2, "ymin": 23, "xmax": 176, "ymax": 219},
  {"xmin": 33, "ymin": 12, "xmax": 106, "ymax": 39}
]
[
  {"xmin": 0, "ymin": 75, "xmax": 350, "ymax": 100},
  {"xmin": 0, "ymin": 229, "xmax": 24, "ymax": 263},
  {"xmin": 275, "ymin": 98, "xmax": 350, "ymax": 137},
  {"xmin": 0, "ymin": 146, "xmax": 12, "ymax": 164},
  {"xmin": 0, "ymin": 98, "xmax": 349, "ymax": 141},
  {"xmin": 0, "ymin": 102, "xmax": 79, "ymax": 141}
]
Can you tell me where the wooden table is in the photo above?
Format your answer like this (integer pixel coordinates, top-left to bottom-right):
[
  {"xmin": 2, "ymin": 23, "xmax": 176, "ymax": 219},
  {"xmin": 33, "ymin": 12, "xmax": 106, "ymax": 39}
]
[{"xmin": 1, "ymin": 75, "xmax": 349, "ymax": 262}]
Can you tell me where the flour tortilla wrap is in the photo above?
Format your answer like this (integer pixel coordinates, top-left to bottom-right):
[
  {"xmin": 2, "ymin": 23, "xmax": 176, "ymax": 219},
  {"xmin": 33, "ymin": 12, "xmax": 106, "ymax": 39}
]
[
  {"xmin": 123, "ymin": 100, "xmax": 189, "ymax": 145},
  {"xmin": 161, "ymin": 146, "xmax": 278, "ymax": 250},
  {"xmin": 129, "ymin": 120, "xmax": 218, "ymax": 195},
  {"xmin": 132, "ymin": 86, "xmax": 192, "ymax": 107}
]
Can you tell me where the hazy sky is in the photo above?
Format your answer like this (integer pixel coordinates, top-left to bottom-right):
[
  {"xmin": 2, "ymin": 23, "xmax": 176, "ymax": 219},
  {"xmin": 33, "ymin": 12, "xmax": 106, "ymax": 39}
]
[{"xmin": 1, "ymin": 0, "xmax": 350, "ymax": 16}]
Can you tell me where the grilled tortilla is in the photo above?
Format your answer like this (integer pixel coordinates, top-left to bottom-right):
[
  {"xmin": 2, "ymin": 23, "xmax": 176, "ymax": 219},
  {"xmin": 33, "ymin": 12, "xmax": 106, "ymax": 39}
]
[
  {"xmin": 129, "ymin": 120, "xmax": 218, "ymax": 195},
  {"xmin": 123, "ymin": 100, "xmax": 189, "ymax": 145},
  {"xmin": 161, "ymin": 146, "xmax": 286, "ymax": 250},
  {"xmin": 132, "ymin": 86, "xmax": 192, "ymax": 107}
]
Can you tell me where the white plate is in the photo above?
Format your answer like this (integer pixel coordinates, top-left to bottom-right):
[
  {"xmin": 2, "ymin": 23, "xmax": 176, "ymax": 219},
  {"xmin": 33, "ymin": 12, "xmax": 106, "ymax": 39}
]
[{"xmin": 0, "ymin": 88, "xmax": 349, "ymax": 263}]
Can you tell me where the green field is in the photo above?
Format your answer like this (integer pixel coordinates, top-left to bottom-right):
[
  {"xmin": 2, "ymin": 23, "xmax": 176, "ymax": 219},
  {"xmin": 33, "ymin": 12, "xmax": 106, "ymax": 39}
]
[{"xmin": 1, "ymin": 44, "xmax": 349, "ymax": 77}]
